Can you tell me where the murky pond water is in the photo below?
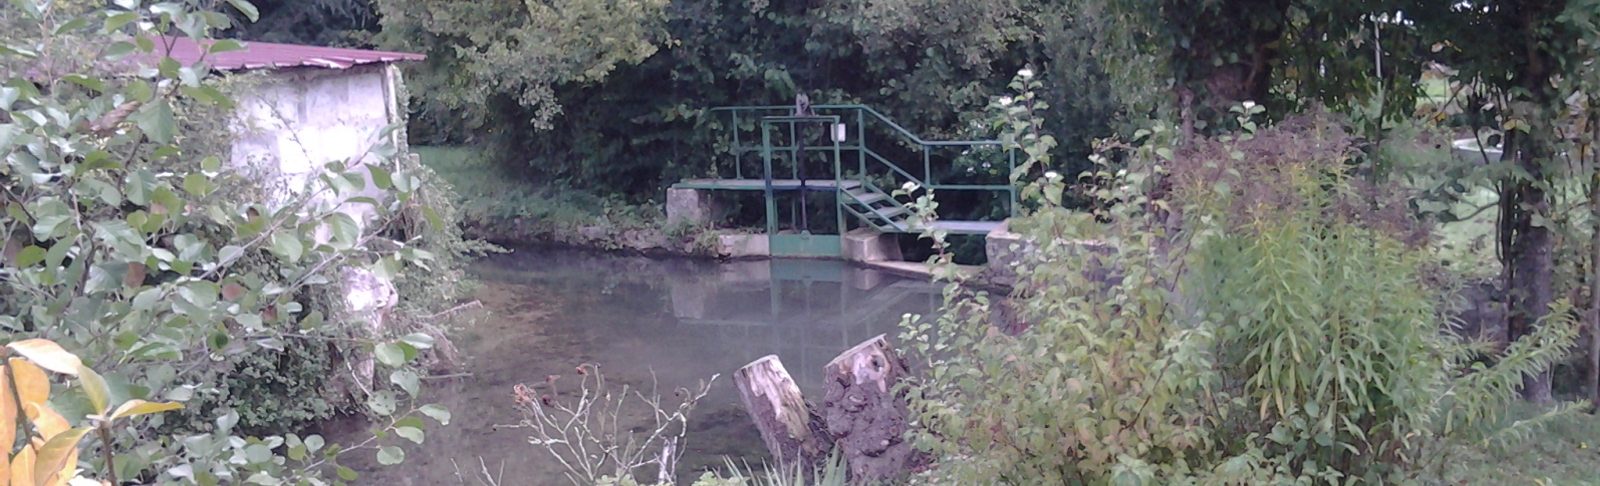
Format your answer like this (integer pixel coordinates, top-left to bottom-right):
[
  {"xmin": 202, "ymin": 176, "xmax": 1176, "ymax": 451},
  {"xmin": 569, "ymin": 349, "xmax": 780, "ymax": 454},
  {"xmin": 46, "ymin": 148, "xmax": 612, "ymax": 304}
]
[{"xmin": 330, "ymin": 248, "xmax": 941, "ymax": 485}]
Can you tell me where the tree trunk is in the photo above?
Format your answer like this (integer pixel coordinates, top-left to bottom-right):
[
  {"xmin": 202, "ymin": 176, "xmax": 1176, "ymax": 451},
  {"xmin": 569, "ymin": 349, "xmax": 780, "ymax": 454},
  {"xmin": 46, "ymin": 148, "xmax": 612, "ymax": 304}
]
[
  {"xmin": 1505, "ymin": 5, "xmax": 1561, "ymax": 402},
  {"xmin": 820, "ymin": 335, "xmax": 927, "ymax": 483},
  {"xmin": 1504, "ymin": 170, "xmax": 1555, "ymax": 402},
  {"xmin": 1588, "ymin": 167, "xmax": 1600, "ymax": 408},
  {"xmin": 734, "ymin": 355, "xmax": 831, "ymax": 469}
]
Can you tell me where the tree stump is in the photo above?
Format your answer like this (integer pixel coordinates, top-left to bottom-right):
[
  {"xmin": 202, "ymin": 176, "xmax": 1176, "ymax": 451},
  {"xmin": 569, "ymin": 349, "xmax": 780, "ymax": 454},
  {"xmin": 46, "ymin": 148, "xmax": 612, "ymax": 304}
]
[
  {"xmin": 734, "ymin": 355, "xmax": 832, "ymax": 469},
  {"xmin": 821, "ymin": 334, "xmax": 926, "ymax": 483}
]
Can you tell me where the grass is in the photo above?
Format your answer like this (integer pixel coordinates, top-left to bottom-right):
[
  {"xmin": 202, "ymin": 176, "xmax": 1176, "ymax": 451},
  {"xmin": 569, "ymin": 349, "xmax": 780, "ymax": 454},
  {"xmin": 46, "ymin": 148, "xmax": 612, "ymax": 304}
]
[
  {"xmin": 1439, "ymin": 405, "xmax": 1600, "ymax": 484},
  {"xmin": 415, "ymin": 145, "xmax": 665, "ymax": 230}
]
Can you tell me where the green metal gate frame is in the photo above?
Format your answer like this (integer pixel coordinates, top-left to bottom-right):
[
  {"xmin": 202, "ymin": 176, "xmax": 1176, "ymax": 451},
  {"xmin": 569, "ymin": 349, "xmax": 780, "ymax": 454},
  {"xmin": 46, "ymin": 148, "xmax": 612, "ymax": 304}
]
[{"xmin": 760, "ymin": 115, "xmax": 844, "ymax": 257}]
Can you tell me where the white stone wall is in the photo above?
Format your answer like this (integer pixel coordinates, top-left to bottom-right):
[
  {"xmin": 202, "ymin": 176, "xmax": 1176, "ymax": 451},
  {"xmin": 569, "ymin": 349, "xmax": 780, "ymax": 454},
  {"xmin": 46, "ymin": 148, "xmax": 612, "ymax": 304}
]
[
  {"xmin": 228, "ymin": 64, "xmax": 399, "ymax": 221},
  {"xmin": 226, "ymin": 64, "xmax": 408, "ymax": 394}
]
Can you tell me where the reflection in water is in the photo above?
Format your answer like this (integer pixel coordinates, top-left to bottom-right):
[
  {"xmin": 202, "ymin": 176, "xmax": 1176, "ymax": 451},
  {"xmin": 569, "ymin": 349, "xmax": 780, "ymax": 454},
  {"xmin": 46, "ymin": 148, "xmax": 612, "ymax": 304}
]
[{"xmin": 329, "ymin": 248, "xmax": 941, "ymax": 485}]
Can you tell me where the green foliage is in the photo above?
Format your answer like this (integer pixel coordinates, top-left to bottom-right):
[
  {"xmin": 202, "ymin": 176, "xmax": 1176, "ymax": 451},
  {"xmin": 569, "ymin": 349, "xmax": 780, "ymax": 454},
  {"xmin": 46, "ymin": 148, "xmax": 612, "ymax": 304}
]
[
  {"xmin": 901, "ymin": 72, "xmax": 1581, "ymax": 484},
  {"xmin": 173, "ymin": 342, "xmax": 340, "ymax": 436},
  {"xmin": 376, "ymin": 0, "xmax": 1118, "ymax": 199},
  {"xmin": 0, "ymin": 1, "xmax": 470, "ymax": 483}
]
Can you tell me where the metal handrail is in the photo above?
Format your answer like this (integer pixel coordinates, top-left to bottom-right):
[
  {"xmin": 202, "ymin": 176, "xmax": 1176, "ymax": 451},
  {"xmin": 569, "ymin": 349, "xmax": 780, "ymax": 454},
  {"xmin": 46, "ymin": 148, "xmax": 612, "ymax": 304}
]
[
  {"xmin": 710, "ymin": 104, "xmax": 1002, "ymax": 146},
  {"xmin": 707, "ymin": 104, "xmax": 1018, "ymax": 218}
]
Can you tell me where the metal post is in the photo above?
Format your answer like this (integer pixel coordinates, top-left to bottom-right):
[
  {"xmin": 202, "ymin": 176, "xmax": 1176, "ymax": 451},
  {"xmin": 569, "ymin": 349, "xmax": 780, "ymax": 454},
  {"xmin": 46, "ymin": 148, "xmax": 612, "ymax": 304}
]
[
  {"xmin": 1008, "ymin": 148, "xmax": 1018, "ymax": 215},
  {"xmin": 923, "ymin": 145, "xmax": 932, "ymax": 187},
  {"xmin": 833, "ymin": 121, "xmax": 845, "ymax": 238},
  {"xmin": 732, "ymin": 111, "xmax": 741, "ymax": 179},
  {"xmin": 856, "ymin": 110, "xmax": 865, "ymax": 184},
  {"xmin": 789, "ymin": 122, "xmax": 799, "ymax": 179},
  {"xmin": 763, "ymin": 122, "xmax": 777, "ymax": 236}
]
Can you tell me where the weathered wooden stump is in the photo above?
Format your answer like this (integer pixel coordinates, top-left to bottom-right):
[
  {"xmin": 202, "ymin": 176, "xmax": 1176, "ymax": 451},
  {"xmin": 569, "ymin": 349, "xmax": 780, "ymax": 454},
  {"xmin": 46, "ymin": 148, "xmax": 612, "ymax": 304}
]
[
  {"xmin": 734, "ymin": 355, "xmax": 832, "ymax": 469},
  {"xmin": 821, "ymin": 334, "xmax": 926, "ymax": 483}
]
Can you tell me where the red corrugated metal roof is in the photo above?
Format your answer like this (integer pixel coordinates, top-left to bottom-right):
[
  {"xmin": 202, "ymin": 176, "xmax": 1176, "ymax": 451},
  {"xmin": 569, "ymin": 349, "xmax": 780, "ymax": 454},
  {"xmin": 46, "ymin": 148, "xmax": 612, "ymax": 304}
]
[{"xmin": 155, "ymin": 36, "xmax": 424, "ymax": 71}]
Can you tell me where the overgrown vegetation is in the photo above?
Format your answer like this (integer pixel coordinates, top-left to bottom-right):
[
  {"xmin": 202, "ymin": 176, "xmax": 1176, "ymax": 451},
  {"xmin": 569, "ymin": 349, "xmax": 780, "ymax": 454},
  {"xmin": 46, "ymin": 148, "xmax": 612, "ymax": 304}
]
[
  {"xmin": 1, "ymin": 1, "xmax": 468, "ymax": 482},
  {"xmin": 417, "ymin": 146, "xmax": 726, "ymax": 254},
  {"xmin": 901, "ymin": 72, "xmax": 1583, "ymax": 483}
]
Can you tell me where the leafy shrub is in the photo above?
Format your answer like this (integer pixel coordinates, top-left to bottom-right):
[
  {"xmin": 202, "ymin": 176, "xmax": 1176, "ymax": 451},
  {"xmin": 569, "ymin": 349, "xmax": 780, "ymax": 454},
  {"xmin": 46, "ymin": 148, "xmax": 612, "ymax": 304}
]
[
  {"xmin": 1, "ymin": 2, "xmax": 461, "ymax": 482},
  {"xmin": 900, "ymin": 71, "xmax": 1580, "ymax": 484}
]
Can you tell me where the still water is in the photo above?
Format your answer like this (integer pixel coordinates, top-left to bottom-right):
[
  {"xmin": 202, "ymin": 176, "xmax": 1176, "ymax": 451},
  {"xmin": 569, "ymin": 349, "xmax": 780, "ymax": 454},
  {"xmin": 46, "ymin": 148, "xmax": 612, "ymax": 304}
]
[{"xmin": 330, "ymin": 248, "xmax": 942, "ymax": 485}]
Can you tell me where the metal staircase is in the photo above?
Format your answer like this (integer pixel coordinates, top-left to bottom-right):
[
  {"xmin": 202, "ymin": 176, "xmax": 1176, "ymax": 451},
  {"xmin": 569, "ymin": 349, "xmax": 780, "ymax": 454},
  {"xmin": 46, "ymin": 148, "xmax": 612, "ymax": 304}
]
[
  {"xmin": 679, "ymin": 103, "xmax": 1014, "ymax": 256},
  {"xmin": 840, "ymin": 183, "xmax": 912, "ymax": 232}
]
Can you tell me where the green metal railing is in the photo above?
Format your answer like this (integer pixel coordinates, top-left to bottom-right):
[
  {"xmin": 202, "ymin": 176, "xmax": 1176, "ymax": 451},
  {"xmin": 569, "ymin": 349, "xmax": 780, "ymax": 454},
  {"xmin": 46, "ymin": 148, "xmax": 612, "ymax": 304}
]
[{"xmin": 706, "ymin": 104, "xmax": 1018, "ymax": 230}]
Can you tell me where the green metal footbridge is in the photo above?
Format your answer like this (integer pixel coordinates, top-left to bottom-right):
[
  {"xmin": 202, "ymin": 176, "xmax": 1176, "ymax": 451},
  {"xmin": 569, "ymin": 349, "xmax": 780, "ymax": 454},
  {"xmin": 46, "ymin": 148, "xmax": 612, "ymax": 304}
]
[{"xmin": 676, "ymin": 104, "xmax": 1015, "ymax": 257}]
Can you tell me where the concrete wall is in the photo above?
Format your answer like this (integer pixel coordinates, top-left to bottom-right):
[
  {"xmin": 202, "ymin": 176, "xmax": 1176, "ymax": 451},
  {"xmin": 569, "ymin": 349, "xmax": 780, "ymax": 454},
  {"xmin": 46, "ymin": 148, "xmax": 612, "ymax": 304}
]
[
  {"xmin": 226, "ymin": 64, "xmax": 410, "ymax": 394},
  {"xmin": 229, "ymin": 64, "xmax": 400, "ymax": 221}
]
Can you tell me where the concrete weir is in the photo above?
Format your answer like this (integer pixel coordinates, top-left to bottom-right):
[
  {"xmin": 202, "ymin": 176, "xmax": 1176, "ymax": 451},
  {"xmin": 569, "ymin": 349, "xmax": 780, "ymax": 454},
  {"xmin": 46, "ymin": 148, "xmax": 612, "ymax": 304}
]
[{"xmin": 670, "ymin": 186, "xmax": 1017, "ymax": 281}]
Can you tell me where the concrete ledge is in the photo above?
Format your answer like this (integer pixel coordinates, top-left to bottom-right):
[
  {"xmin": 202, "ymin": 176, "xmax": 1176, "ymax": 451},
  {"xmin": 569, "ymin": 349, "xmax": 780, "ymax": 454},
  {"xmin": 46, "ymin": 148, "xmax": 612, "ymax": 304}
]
[
  {"xmin": 716, "ymin": 233, "xmax": 770, "ymax": 259},
  {"xmin": 842, "ymin": 228, "xmax": 902, "ymax": 263},
  {"xmin": 984, "ymin": 221, "xmax": 1027, "ymax": 287},
  {"xmin": 667, "ymin": 187, "xmax": 722, "ymax": 227}
]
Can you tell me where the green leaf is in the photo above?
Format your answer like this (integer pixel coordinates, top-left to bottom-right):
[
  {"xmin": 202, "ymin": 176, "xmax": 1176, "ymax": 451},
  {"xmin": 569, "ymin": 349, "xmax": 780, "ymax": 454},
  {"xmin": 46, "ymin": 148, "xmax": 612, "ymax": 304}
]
[
  {"xmin": 419, "ymin": 404, "xmax": 451, "ymax": 426},
  {"xmin": 375, "ymin": 343, "xmax": 404, "ymax": 367},
  {"xmin": 368, "ymin": 165, "xmax": 393, "ymax": 190},
  {"xmin": 367, "ymin": 392, "xmax": 396, "ymax": 416},
  {"xmin": 0, "ymin": 87, "xmax": 17, "ymax": 110},
  {"xmin": 376, "ymin": 446, "xmax": 404, "ymax": 465},
  {"xmin": 304, "ymin": 434, "xmax": 325, "ymax": 453},
  {"xmin": 337, "ymin": 466, "xmax": 358, "ymax": 481},
  {"xmin": 104, "ymin": 12, "xmax": 138, "ymax": 32},
  {"xmin": 245, "ymin": 443, "xmax": 272, "ymax": 464},
  {"xmin": 7, "ymin": 338, "xmax": 83, "ymax": 375},
  {"xmin": 390, "ymin": 369, "xmax": 419, "ymax": 397},
  {"xmin": 226, "ymin": 0, "xmax": 260, "ymax": 22},
  {"xmin": 395, "ymin": 426, "xmax": 424, "ymax": 445},
  {"xmin": 181, "ymin": 85, "xmax": 234, "ymax": 108},
  {"xmin": 201, "ymin": 155, "xmax": 222, "ymax": 172},
  {"xmin": 8, "ymin": 0, "xmax": 41, "ymax": 18},
  {"xmin": 208, "ymin": 38, "xmax": 245, "ymax": 53},
  {"xmin": 15, "ymin": 245, "xmax": 45, "ymax": 267},
  {"xmin": 183, "ymin": 173, "xmax": 211, "ymax": 197},
  {"xmin": 269, "ymin": 232, "xmax": 303, "ymax": 263},
  {"xmin": 63, "ymin": 74, "xmax": 106, "ymax": 92},
  {"xmin": 327, "ymin": 213, "xmax": 359, "ymax": 250},
  {"xmin": 133, "ymin": 101, "xmax": 177, "ymax": 144},
  {"xmin": 78, "ymin": 363, "xmax": 111, "ymax": 414},
  {"xmin": 126, "ymin": 170, "xmax": 154, "ymax": 205},
  {"xmin": 110, "ymin": 399, "xmax": 184, "ymax": 420},
  {"xmin": 219, "ymin": 245, "xmax": 244, "ymax": 263}
]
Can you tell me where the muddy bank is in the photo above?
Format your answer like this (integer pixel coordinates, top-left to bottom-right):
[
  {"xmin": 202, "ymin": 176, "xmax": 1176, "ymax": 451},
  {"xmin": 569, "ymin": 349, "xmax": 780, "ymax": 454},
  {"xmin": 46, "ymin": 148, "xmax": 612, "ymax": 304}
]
[{"xmin": 463, "ymin": 216, "xmax": 729, "ymax": 258}]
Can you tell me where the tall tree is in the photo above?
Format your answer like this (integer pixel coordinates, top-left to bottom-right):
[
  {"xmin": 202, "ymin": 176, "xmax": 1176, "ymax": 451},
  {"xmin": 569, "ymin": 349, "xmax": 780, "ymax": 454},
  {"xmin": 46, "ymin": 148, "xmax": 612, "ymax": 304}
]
[{"xmin": 1411, "ymin": 0, "xmax": 1586, "ymax": 402}]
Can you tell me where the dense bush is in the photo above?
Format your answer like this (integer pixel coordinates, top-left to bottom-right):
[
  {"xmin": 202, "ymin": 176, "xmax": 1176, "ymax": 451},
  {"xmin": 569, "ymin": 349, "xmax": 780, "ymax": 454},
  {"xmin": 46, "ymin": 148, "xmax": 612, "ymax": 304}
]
[
  {"xmin": 373, "ymin": 0, "xmax": 1120, "ymax": 199},
  {"xmin": 900, "ymin": 73, "xmax": 1580, "ymax": 484},
  {"xmin": 0, "ymin": 1, "xmax": 466, "ymax": 482}
]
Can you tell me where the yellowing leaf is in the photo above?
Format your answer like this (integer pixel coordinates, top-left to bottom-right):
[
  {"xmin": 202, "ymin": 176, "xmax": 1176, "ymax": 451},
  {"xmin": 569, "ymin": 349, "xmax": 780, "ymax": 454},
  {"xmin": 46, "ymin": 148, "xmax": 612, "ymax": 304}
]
[
  {"xmin": 109, "ymin": 400, "xmax": 183, "ymax": 421},
  {"xmin": 5, "ymin": 341, "xmax": 80, "ymax": 376},
  {"xmin": 31, "ymin": 427, "xmax": 88, "ymax": 486},
  {"xmin": 10, "ymin": 444, "xmax": 34, "ymax": 486},
  {"xmin": 74, "ymin": 364, "xmax": 108, "ymax": 415},
  {"xmin": 9, "ymin": 359, "xmax": 48, "ymax": 407},
  {"xmin": 24, "ymin": 404, "xmax": 68, "ymax": 440}
]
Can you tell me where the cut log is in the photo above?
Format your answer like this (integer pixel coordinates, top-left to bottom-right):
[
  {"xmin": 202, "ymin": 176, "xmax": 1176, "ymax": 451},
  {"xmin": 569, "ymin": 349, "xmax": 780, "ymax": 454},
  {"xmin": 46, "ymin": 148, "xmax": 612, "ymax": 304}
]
[
  {"xmin": 735, "ymin": 355, "xmax": 832, "ymax": 469},
  {"xmin": 821, "ymin": 334, "xmax": 927, "ymax": 483}
]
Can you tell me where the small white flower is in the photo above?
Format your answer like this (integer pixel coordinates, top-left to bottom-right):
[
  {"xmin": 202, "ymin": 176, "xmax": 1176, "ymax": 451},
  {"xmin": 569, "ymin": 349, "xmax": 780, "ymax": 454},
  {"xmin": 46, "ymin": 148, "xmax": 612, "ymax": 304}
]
[
  {"xmin": 998, "ymin": 96, "xmax": 1014, "ymax": 106},
  {"xmin": 1045, "ymin": 170, "xmax": 1061, "ymax": 180},
  {"xmin": 1242, "ymin": 100, "xmax": 1257, "ymax": 109},
  {"xmin": 1019, "ymin": 68, "xmax": 1035, "ymax": 79},
  {"xmin": 901, "ymin": 181, "xmax": 920, "ymax": 192}
]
